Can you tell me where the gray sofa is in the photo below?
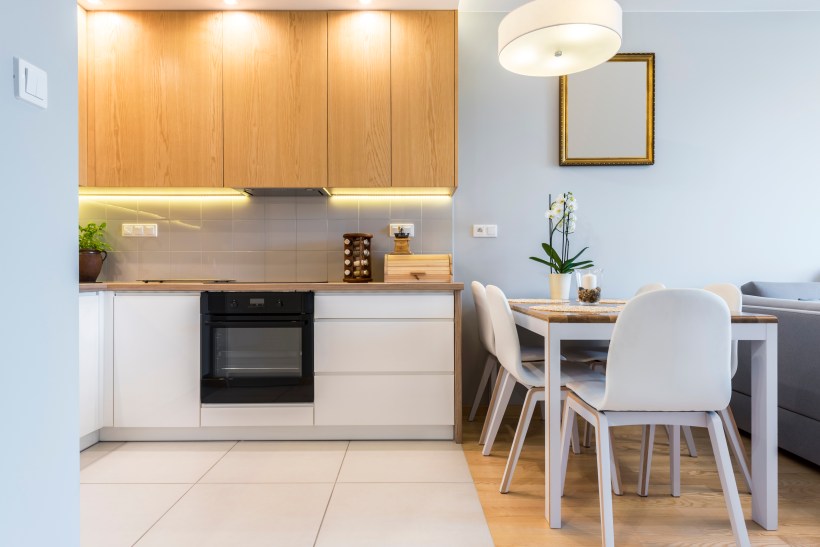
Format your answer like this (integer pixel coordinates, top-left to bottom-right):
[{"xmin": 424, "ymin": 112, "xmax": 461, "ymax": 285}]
[{"xmin": 732, "ymin": 281, "xmax": 820, "ymax": 466}]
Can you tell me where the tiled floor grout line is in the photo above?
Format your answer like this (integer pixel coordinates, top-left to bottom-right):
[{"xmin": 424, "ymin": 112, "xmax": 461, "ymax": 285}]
[
  {"xmin": 127, "ymin": 441, "xmax": 239, "ymax": 547},
  {"xmin": 312, "ymin": 440, "xmax": 351, "ymax": 547}
]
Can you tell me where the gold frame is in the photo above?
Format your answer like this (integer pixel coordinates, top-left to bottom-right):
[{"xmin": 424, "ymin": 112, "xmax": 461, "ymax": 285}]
[{"xmin": 559, "ymin": 53, "xmax": 655, "ymax": 166}]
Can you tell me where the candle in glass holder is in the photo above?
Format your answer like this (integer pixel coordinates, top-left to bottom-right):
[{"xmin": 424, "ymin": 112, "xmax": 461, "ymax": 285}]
[{"xmin": 581, "ymin": 273, "xmax": 598, "ymax": 289}]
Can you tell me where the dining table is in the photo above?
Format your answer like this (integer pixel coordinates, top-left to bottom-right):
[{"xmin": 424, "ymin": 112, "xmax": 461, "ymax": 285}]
[{"xmin": 509, "ymin": 299, "xmax": 779, "ymax": 531}]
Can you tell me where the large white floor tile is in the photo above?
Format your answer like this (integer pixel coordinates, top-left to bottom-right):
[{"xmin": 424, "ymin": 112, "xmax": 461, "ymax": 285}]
[
  {"xmin": 135, "ymin": 483, "xmax": 333, "ymax": 547},
  {"xmin": 200, "ymin": 441, "xmax": 347, "ymax": 484},
  {"xmin": 338, "ymin": 441, "xmax": 473, "ymax": 483},
  {"xmin": 80, "ymin": 442, "xmax": 125, "ymax": 470},
  {"xmin": 81, "ymin": 442, "xmax": 236, "ymax": 484},
  {"xmin": 316, "ymin": 483, "xmax": 494, "ymax": 547},
  {"xmin": 81, "ymin": 483, "xmax": 190, "ymax": 547}
]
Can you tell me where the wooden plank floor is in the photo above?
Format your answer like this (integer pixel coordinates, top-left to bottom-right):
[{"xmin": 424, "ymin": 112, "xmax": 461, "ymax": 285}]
[{"xmin": 462, "ymin": 406, "xmax": 820, "ymax": 546}]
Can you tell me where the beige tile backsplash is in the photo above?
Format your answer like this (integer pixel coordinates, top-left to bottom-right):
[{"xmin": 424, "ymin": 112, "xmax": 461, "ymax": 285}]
[{"xmin": 80, "ymin": 196, "xmax": 453, "ymax": 282}]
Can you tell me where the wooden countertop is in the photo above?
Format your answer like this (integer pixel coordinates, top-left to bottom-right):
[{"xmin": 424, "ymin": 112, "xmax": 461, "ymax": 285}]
[
  {"xmin": 80, "ymin": 281, "xmax": 464, "ymax": 293},
  {"xmin": 511, "ymin": 302, "xmax": 778, "ymax": 324}
]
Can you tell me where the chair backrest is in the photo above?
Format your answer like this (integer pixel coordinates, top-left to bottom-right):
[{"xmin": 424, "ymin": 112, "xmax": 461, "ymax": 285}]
[
  {"xmin": 704, "ymin": 283, "xmax": 742, "ymax": 377},
  {"xmin": 485, "ymin": 285, "xmax": 544, "ymax": 387},
  {"xmin": 635, "ymin": 282, "xmax": 666, "ymax": 295},
  {"xmin": 600, "ymin": 289, "xmax": 732, "ymax": 412},
  {"xmin": 471, "ymin": 281, "xmax": 496, "ymax": 355}
]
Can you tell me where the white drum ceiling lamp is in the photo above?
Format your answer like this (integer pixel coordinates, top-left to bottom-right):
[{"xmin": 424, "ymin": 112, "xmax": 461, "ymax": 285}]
[{"xmin": 498, "ymin": 0, "xmax": 623, "ymax": 77}]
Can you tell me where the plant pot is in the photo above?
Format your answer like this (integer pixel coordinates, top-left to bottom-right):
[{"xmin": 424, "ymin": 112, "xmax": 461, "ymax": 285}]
[
  {"xmin": 79, "ymin": 249, "xmax": 107, "ymax": 282},
  {"xmin": 548, "ymin": 273, "xmax": 572, "ymax": 300}
]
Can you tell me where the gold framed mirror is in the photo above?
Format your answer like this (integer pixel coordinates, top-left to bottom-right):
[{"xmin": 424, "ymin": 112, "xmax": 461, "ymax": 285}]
[{"xmin": 559, "ymin": 53, "xmax": 655, "ymax": 166}]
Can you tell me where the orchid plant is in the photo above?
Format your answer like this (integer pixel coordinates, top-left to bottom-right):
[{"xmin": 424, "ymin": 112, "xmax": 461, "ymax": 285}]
[{"xmin": 529, "ymin": 192, "xmax": 594, "ymax": 274}]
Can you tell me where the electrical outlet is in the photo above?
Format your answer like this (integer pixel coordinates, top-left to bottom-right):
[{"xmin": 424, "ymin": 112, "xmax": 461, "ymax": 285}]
[
  {"xmin": 389, "ymin": 223, "xmax": 415, "ymax": 237},
  {"xmin": 472, "ymin": 224, "xmax": 498, "ymax": 238},
  {"xmin": 122, "ymin": 223, "xmax": 158, "ymax": 237}
]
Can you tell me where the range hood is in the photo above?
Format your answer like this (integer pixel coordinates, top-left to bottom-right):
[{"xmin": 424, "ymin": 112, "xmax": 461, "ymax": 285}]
[{"xmin": 243, "ymin": 187, "xmax": 329, "ymax": 197}]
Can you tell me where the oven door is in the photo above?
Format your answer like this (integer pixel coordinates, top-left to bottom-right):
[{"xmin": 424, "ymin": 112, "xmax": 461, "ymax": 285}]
[{"xmin": 201, "ymin": 315, "xmax": 313, "ymax": 404}]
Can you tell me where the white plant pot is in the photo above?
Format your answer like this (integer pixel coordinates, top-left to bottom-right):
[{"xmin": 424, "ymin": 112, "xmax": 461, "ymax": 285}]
[{"xmin": 549, "ymin": 273, "xmax": 572, "ymax": 300}]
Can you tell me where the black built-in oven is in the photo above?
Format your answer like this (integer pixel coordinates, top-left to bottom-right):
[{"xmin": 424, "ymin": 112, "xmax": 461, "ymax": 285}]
[{"xmin": 200, "ymin": 292, "xmax": 314, "ymax": 404}]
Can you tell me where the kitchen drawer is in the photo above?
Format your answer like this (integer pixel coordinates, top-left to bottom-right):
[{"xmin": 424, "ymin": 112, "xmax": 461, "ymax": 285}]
[
  {"xmin": 314, "ymin": 293, "xmax": 453, "ymax": 319},
  {"xmin": 314, "ymin": 374, "xmax": 454, "ymax": 426},
  {"xmin": 201, "ymin": 405, "xmax": 313, "ymax": 427},
  {"xmin": 315, "ymin": 321, "xmax": 454, "ymax": 373}
]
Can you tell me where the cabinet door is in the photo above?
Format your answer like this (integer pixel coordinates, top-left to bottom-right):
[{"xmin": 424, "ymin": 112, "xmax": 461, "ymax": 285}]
[
  {"xmin": 79, "ymin": 293, "xmax": 103, "ymax": 437},
  {"xmin": 223, "ymin": 12, "xmax": 328, "ymax": 188},
  {"xmin": 78, "ymin": 6, "xmax": 89, "ymax": 186},
  {"xmin": 90, "ymin": 11, "xmax": 223, "ymax": 187},
  {"xmin": 113, "ymin": 294, "xmax": 200, "ymax": 428},
  {"xmin": 391, "ymin": 11, "xmax": 457, "ymax": 188},
  {"xmin": 328, "ymin": 11, "xmax": 391, "ymax": 188}
]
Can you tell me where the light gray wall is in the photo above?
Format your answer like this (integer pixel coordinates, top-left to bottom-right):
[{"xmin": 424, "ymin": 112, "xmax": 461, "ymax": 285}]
[
  {"xmin": 456, "ymin": 11, "xmax": 820, "ymax": 403},
  {"xmin": 80, "ymin": 195, "xmax": 453, "ymax": 282},
  {"xmin": 0, "ymin": 2, "xmax": 80, "ymax": 545}
]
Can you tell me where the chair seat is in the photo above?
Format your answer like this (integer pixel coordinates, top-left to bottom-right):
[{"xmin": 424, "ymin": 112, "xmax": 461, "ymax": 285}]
[
  {"xmin": 521, "ymin": 344, "xmax": 545, "ymax": 362},
  {"xmin": 562, "ymin": 348, "xmax": 609, "ymax": 363},
  {"xmin": 565, "ymin": 379, "xmax": 606, "ymax": 409},
  {"xmin": 519, "ymin": 362, "xmax": 605, "ymax": 388}
]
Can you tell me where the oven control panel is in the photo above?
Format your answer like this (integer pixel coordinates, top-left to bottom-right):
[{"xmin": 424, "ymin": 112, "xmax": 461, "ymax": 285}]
[{"xmin": 202, "ymin": 292, "xmax": 312, "ymax": 315}]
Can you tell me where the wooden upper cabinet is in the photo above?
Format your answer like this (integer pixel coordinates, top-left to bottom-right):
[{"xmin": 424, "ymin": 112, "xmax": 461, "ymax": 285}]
[
  {"xmin": 78, "ymin": 6, "xmax": 88, "ymax": 186},
  {"xmin": 89, "ymin": 11, "xmax": 224, "ymax": 187},
  {"xmin": 223, "ymin": 12, "xmax": 328, "ymax": 188},
  {"xmin": 391, "ymin": 11, "xmax": 457, "ymax": 188},
  {"xmin": 328, "ymin": 12, "xmax": 391, "ymax": 188}
]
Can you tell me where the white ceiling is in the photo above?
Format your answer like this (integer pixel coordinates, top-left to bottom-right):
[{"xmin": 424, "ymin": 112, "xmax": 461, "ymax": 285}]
[
  {"xmin": 76, "ymin": 0, "xmax": 820, "ymax": 12},
  {"xmin": 77, "ymin": 0, "xmax": 459, "ymax": 10}
]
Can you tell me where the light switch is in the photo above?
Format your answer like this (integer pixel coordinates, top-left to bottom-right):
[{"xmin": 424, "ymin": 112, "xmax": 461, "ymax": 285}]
[
  {"xmin": 13, "ymin": 57, "xmax": 48, "ymax": 109},
  {"xmin": 122, "ymin": 223, "xmax": 158, "ymax": 238},
  {"xmin": 472, "ymin": 224, "xmax": 498, "ymax": 238}
]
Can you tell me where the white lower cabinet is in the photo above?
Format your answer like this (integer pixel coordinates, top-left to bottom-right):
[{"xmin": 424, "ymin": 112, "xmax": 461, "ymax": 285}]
[
  {"xmin": 313, "ymin": 292, "xmax": 456, "ymax": 430},
  {"xmin": 79, "ymin": 292, "xmax": 104, "ymax": 437},
  {"xmin": 314, "ymin": 375, "xmax": 454, "ymax": 426},
  {"xmin": 113, "ymin": 293, "xmax": 201, "ymax": 428}
]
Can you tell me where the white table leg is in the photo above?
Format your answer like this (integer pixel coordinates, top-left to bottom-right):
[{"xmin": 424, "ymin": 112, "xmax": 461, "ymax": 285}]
[
  {"xmin": 750, "ymin": 323, "xmax": 778, "ymax": 530},
  {"xmin": 545, "ymin": 327, "xmax": 563, "ymax": 527}
]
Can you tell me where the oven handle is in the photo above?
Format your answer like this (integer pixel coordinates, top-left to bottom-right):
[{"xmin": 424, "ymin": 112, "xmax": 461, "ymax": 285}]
[{"xmin": 203, "ymin": 319, "xmax": 308, "ymax": 328}]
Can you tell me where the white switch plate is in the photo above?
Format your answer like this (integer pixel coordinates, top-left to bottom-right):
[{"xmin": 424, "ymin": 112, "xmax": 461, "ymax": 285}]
[
  {"xmin": 472, "ymin": 224, "xmax": 498, "ymax": 238},
  {"xmin": 122, "ymin": 223, "xmax": 158, "ymax": 237},
  {"xmin": 13, "ymin": 57, "xmax": 48, "ymax": 109},
  {"xmin": 389, "ymin": 223, "xmax": 415, "ymax": 237}
]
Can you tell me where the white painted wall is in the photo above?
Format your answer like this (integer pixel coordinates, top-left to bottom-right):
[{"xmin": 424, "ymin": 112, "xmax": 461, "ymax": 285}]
[
  {"xmin": 456, "ymin": 11, "xmax": 820, "ymax": 401},
  {"xmin": 0, "ymin": 3, "xmax": 80, "ymax": 545}
]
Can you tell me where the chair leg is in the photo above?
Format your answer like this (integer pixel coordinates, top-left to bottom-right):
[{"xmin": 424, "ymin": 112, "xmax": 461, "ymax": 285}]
[
  {"xmin": 719, "ymin": 406, "xmax": 753, "ymax": 494},
  {"xmin": 500, "ymin": 388, "xmax": 543, "ymax": 493},
  {"xmin": 705, "ymin": 411, "xmax": 751, "ymax": 547},
  {"xmin": 482, "ymin": 370, "xmax": 516, "ymax": 456},
  {"xmin": 682, "ymin": 426, "xmax": 698, "ymax": 457},
  {"xmin": 560, "ymin": 401, "xmax": 576, "ymax": 496},
  {"xmin": 582, "ymin": 419, "xmax": 592, "ymax": 448},
  {"xmin": 595, "ymin": 412, "xmax": 616, "ymax": 547},
  {"xmin": 637, "ymin": 425, "xmax": 655, "ymax": 497},
  {"xmin": 563, "ymin": 396, "xmax": 580, "ymax": 455},
  {"xmin": 609, "ymin": 428, "xmax": 623, "ymax": 496},
  {"xmin": 669, "ymin": 425, "xmax": 681, "ymax": 497},
  {"xmin": 479, "ymin": 365, "xmax": 505, "ymax": 445},
  {"xmin": 469, "ymin": 354, "xmax": 496, "ymax": 422}
]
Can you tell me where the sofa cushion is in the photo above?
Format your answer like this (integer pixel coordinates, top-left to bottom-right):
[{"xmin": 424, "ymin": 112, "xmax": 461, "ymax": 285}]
[
  {"xmin": 741, "ymin": 281, "xmax": 820, "ymax": 300},
  {"xmin": 743, "ymin": 295, "xmax": 820, "ymax": 313}
]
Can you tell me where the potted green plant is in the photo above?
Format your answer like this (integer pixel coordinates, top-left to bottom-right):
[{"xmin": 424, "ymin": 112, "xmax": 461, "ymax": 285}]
[
  {"xmin": 529, "ymin": 192, "xmax": 594, "ymax": 300},
  {"xmin": 79, "ymin": 222, "xmax": 111, "ymax": 282}
]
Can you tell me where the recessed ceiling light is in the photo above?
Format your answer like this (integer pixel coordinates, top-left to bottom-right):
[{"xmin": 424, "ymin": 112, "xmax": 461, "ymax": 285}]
[{"xmin": 224, "ymin": 0, "xmax": 239, "ymax": 5}]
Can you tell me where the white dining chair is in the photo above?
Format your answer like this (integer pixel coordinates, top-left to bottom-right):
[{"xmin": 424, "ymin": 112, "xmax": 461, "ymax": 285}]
[
  {"xmin": 638, "ymin": 283, "xmax": 752, "ymax": 496},
  {"xmin": 483, "ymin": 285, "xmax": 612, "ymax": 494},
  {"xmin": 469, "ymin": 281, "xmax": 545, "ymax": 423},
  {"xmin": 560, "ymin": 289, "xmax": 749, "ymax": 547}
]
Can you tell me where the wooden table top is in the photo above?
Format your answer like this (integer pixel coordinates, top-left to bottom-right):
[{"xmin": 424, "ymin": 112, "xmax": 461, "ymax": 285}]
[{"xmin": 510, "ymin": 301, "xmax": 778, "ymax": 324}]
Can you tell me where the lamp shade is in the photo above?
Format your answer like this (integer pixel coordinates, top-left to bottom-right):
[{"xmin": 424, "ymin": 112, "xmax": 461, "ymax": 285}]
[{"xmin": 498, "ymin": 0, "xmax": 623, "ymax": 77}]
